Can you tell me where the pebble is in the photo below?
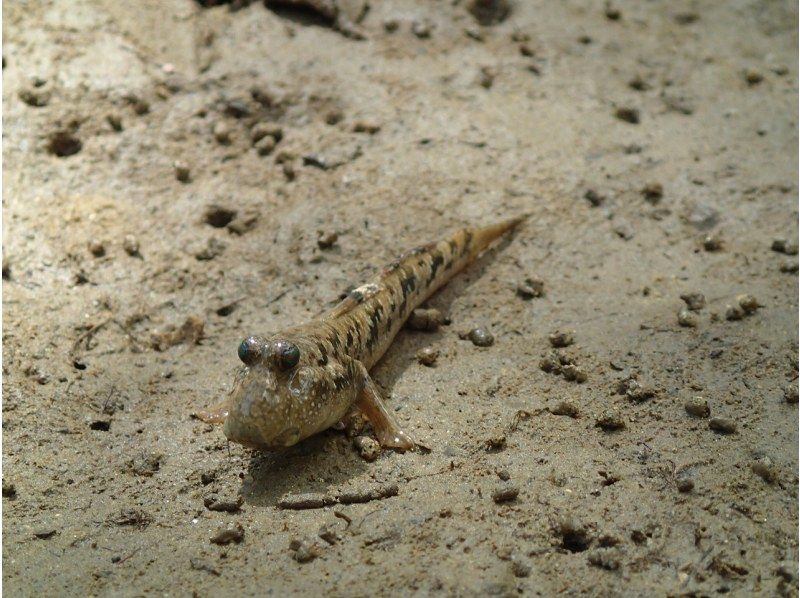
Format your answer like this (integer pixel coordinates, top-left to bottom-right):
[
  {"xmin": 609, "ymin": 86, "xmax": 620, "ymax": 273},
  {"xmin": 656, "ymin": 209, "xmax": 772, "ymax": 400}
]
[
  {"xmin": 584, "ymin": 189, "xmax": 605, "ymax": 207},
  {"xmin": 548, "ymin": 330, "xmax": 574, "ymax": 348},
  {"xmin": 416, "ymin": 347, "xmax": 439, "ymax": 367},
  {"xmin": 751, "ymin": 456, "xmax": 778, "ymax": 484},
  {"xmin": 174, "ymin": 161, "xmax": 191, "ymax": 182},
  {"xmin": 703, "ymin": 233, "xmax": 723, "ymax": 252},
  {"xmin": 745, "ymin": 70, "xmax": 763, "ymax": 85},
  {"xmin": 468, "ymin": 0, "xmax": 511, "ymax": 26},
  {"xmin": 34, "ymin": 528, "xmax": 57, "ymax": 540},
  {"xmin": 210, "ymin": 523, "xmax": 244, "ymax": 545},
  {"xmin": 88, "ymin": 239, "xmax": 106, "ymax": 258},
  {"xmin": 596, "ymin": 409, "xmax": 625, "ymax": 431},
  {"xmin": 2, "ymin": 481, "xmax": 17, "ymax": 498},
  {"xmin": 353, "ymin": 436, "xmax": 380, "ymax": 462},
  {"xmin": 539, "ymin": 353, "xmax": 561, "ymax": 373},
  {"xmin": 407, "ymin": 308, "xmax": 444, "ymax": 331},
  {"xmin": 467, "ymin": 327, "xmax": 494, "ymax": 347},
  {"xmin": 204, "ymin": 493, "xmax": 243, "ymax": 513},
  {"xmin": 511, "ymin": 558, "xmax": 531, "ymax": 578},
  {"xmin": 737, "ymin": 294, "xmax": 760, "ymax": 314},
  {"xmin": 685, "ymin": 397, "xmax": 710, "ymax": 418},
  {"xmin": 550, "ymin": 400, "xmax": 579, "ymax": 418},
  {"xmin": 615, "ymin": 107, "xmax": 640, "ymax": 124},
  {"xmin": 213, "ymin": 121, "xmax": 232, "ymax": 145},
  {"xmin": 680, "ymin": 293, "xmax": 706, "ymax": 311},
  {"xmin": 289, "ymin": 537, "xmax": 321, "ymax": 563},
  {"xmin": 784, "ymin": 385, "xmax": 798, "ymax": 404},
  {"xmin": 411, "ymin": 20, "xmax": 432, "ymax": 39},
  {"xmin": 779, "ymin": 260, "xmax": 798, "ymax": 273},
  {"xmin": 122, "ymin": 235, "xmax": 140, "ymax": 257},
  {"xmin": 677, "ymin": 309, "xmax": 698, "ymax": 328},
  {"xmin": 316, "ymin": 230, "xmax": 338, "ymax": 250},
  {"xmin": 516, "ymin": 277, "xmax": 544, "ymax": 299},
  {"xmin": 725, "ymin": 304, "xmax": 745, "ymax": 321},
  {"xmin": 676, "ymin": 477, "xmax": 694, "ymax": 493},
  {"xmin": 561, "ymin": 364, "xmax": 587, "ymax": 383},
  {"xmin": 382, "ymin": 19, "xmax": 399, "ymax": 32},
  {"xmin": 708, "ymin": 417, "xmax": 737, "ymax": 434},
  {"xmin": 478, "ymin": 66, "xmax": 496, "ymax": 89},
  {"xmin": 353, "ymin": 121, "xmax": 381, "ymax": 134},
  {"xmin": 771, "ymin": 238, "xmax": 799, "ymax": 255},
  {"xmin": 19, "ymin": 84, "xmax": 51, "ymax": 107},
  {"xmin": 250, "ymin": 122, "xmax": 283, "ymax": 143},
  {"xmin": 254, "ymin": 135, "xmax": 276, "ymax": 156},
  {"xmin": 491, "ymin": 484, "xmax": 519, "ymax": 504},
  {"xmin": 641, "ymin": 183, "xmax": 663, "ymax": 204}
]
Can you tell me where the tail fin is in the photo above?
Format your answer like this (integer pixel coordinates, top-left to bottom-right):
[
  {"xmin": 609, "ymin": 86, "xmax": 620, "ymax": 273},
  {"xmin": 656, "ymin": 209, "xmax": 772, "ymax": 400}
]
[{"xmin": 469, "ymin": 214, "xmax": 528, "ymax": 258}]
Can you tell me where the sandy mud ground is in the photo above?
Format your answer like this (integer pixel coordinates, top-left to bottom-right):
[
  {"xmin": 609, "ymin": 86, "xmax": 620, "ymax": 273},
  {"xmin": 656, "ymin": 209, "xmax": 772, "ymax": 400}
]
[{"xmin": 2, "ymin": 0, "xmax": 799, "ymax": 595}]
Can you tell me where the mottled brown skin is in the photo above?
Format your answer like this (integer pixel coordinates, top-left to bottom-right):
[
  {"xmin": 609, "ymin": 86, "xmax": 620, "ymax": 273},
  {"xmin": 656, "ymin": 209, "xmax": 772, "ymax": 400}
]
[{"xmin": 197, "ymin": 217, "xmax": 525, "ymax": 451}]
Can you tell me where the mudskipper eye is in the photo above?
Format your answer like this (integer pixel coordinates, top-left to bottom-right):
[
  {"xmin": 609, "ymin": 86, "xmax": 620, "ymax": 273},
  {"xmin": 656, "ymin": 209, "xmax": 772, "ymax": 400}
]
[
  {"xmin": 238, "ymin": 337, "xmax": 261, "ymax": 365},
  {"xmin": 277, "ymin": 342, "xmax": 300, "ymax": 370}
]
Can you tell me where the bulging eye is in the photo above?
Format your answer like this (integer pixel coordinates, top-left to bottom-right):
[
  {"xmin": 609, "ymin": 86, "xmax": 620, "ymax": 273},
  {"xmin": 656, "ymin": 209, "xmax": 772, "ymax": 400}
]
[
  {"xmin": 276, "ymin": 341, "xmax": 300, "ymax": 370},
  {"xmin": 238, "ymin": 336, "xmax": 261, "ymax": 365}
]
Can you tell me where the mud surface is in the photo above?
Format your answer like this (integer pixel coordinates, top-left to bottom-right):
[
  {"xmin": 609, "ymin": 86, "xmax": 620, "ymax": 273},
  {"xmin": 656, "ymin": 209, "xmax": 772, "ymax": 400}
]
[{"xmin": 3, "ymin": 1, "xmax": 799, "ymax": 595}]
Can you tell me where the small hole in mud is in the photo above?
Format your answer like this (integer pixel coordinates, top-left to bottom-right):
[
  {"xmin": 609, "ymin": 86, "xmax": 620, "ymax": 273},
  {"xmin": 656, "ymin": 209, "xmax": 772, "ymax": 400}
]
[
  {"xmin": 73, "ymin": 360, "xmax": 87, "ymax": 370},
  {"xmin": 89, "ymin": 420, "xmax": 111, "ymax": 431},
  {"xmin": 204, "ymin": 206, "xmax": 237, "ymax": 228},
  {"xmin": 48, "ymin": 131, "xmax": 82, "ymax": 157},
  {"xmin": 558, "ymin": 521, "xmax": 591, "ymax": 553},
  {"xmin": 216, "ymin": 304, "xmax": 237, "ymax": 317}
]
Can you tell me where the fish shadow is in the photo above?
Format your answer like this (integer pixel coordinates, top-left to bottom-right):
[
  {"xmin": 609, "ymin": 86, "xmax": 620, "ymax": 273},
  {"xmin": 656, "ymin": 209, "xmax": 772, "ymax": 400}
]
[{"xmin": 239, "ymin": 232, "xmax": 518, "ymax": 505}]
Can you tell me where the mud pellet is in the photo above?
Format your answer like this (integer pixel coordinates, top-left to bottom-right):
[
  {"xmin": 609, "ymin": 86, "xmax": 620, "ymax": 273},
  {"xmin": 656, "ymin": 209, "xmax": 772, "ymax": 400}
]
[
  {"xmin": 353, "ymin": 436, "xmax": 380, "ymax": 462},
  {"xmin": 467, "ymin": 327, "xmax": 494, "ymax": 347},
  {"xmin": 752, "ymin": 457, "xmax": 778, "ymax": 484},
  {"xmin": 516, "ymin": 277, "xmax": 544, "ymax": 299},
  {"xmin": 784, "ymin": 385, "xmax": 799, "ymax": 404},
  {"xmin": 407, "ymin": 308, "xmax": 444, "ymax": 331},
  {"xmin": 677, "ymin": 309, "xmax": 698, "ymax": 328},
  {"xmin": 685, "ymin": 397, "xmax": 710, "ymax": 418},
  {"xmin": 676, "ymin": 477, "xmax": 694, "ymax": 493},
  {"xmin": 278, "ymin": 492, "xmax": 333, "ymax": 510},
  {"xmin": 725, "ymin": 304, "xmax": 745, "ymax": 321},
  {"xmin": 122, "ymin": 235, "xmax": 140, "ymax": 257},
  {"xmin": 596, "ymin": 410, "xmax": 625, "ymax": 431},
  {"xmin": 210, "ymin": 523, "xmax": 244, "ymax": 545},
  {"xmin": 680, "ymin": 293, "xmax": 706, "ymax": 311},
  {"xmin": 549, "ymin": 330, "xmax": 574, "ymax": 348},
  {"xmin": 491, "ymin": 484, "xmax": 519, "ymax": 503},
  {"xmin": 416, "ymin": 347, "xmax": 439, "ymax": 367},
  {"xmin": 709, "ymin": 417, "xmax": 737, "ymax": 434},
  {"xmin": 737, "ymin": 294, "xmax": 760, "ymax": 314},
  {"xmin": 174, "ymin": 161, "xmax": 190, "ymax": 182},
  {"xmin": 88, "ymin": 240, "xmax": 106, "ymax": 258}
]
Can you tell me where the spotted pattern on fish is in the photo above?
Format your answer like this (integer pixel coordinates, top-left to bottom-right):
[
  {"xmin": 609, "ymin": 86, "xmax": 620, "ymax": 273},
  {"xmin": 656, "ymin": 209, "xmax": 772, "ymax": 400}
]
[{"xmin": 201, "ymin": 216, "xmax": 526, "ymax": 451}]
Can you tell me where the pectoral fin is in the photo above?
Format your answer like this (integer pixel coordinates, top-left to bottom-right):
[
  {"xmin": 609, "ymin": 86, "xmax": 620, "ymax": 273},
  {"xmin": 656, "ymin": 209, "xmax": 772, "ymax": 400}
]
[{"xmin": 354, "ymin": 361, "xmax": 415, "ymax": 451}]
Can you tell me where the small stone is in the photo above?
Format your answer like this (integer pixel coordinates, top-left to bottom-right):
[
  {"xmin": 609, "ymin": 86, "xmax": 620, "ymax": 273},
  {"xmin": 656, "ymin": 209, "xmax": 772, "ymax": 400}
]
[
  {"xmin": 34, "ymin": 528, "xmax": 57, "ymax": 540},
  {"xmin": 539, "ymin": 353, "xmax": 561, "ymax": 374},
  {"xmin": 174, "ymin": 161, "xmax": 191, "ymax": 182},
  {"xmin": 641, "ymin": 183, "xmax": 663, "ymax": 204},
  {"xmin": 549, "ymin": 400, "xmax": 579, "ymax": 418},
  {"xmin": 584, "ymin": 189, "xmax": 604, "ymax": 207},
  {"xmin": 353, "ymin": 436, "xmax": 380, "ymax": 462},
  {"xmin": 745, "ymin": 70, "xmax": 763, "ymax": 86},
  {"xmin": 708, "ymin": 417, "xmax": 736, "ymax": 434},
  {"xmin": 548, "ymin": 330, "xmax": 574, "ymax": 348},
  {"xmin": 416, "ymin": 347, "xmax": 439, "ymax": 367},
  {"xmin": 737, "ymin": 294, "xmax": 760, "ymax": 314},
  {"xmin": 382, "ymin": 19, "xmax": 399, "ymax": 32},
  {"xmin": 411, "ymin": 19, "xmax": 432, "ymax": 39},
  {"xmin": 353, "ymin": 121, "xmax": 381, "ymax": 134},
  {"xmin": 325, "ymin": 110, "xmax": 343, "ymax": 125},
  {"xmin": 316, "ymin": 230, "xmax": 338, "ymax": 250},
  {"xmin": 615, "ymin": 107, "xmax": 640, "ymax": 124},
  {"xmin": 703, "ymin": 233, "xmax": 723, "ymax": 251},
  {"xmin": 751, "ymin": 457, "xmax": 778, "ymax": 484},
  {"xmin": 467, "ymin": 327, "xmax": 494, "ymax": 347},
  {"xmin": 596, "ymin": 409, "xmax": 625, "ymax": 431},
  {"xmin": 213, "ymin": 121, "xmax": 232, "ymax": 145},
  {"xmin": 210, "ymin": 523, "xmax": 244, "ymax": 545},
  {"xmin": 561, "ymin": 364, "xmax": 588, "ymax": 383},
  {"xmin": 676, "ymin": 477, "xmax": 694, "ymax": 493},
  {"xmin": 250, "ymin": 122, "xmax": 283, "ymax": 143},
  {"xmin": 290, "ymin": 537, "xmax": 321, "ymax": 563},
  {"xmin": 254, "ymin": 135, "xmax": 276, "ymax": 156},
  {"xmin": 516, "ymin": 277, "xmax": 544, "ymax": 299},
  {"xmin": 680, "ymin": 293, "xmax": 706, "ymax": 311},
  {"xmin": 685, "ymin": 397, "xmax": 710, "ymax": 418},
  {"xmin": 88, "ymin": 240, "xmax": 106, "ymax": 258},
  {"xmin": 407, "ymin": 308, "xmax": 444, "ymax": 331},
  {"xmin": 478, "ymin": 66, "xmax": 496, "ymax": 89},
  {"xmin": 496, "ymin": 470, "xmax": 510, "ymax": 481},
  {"xmin": 725, "ymin": 304, "xmax": 745, "ymax": 321},
  {"xmin": 2, "ymin": 481, "xmax": 16, "ymax": 498},
  {"xmin": 677, "ymin": 309, "xmax": 698, "ymax": 328},
  {"xmin": 491, "ymin": 484, "xmax": 519, "ymax": 503},
  {"xmin": 204, "ymin": 493, "xmax": 243, "ymax": 513},
  {"xmin": 106, "ymin": 113, "xmax": 123, "ymax": 131},
  {"xmin": 511, "ymin": 558, "xmax": 531, "ymax": 578},
  {"xmin": 771, "ymin": 238, "xmax": 788, "ymax": 253},
  {"xmin": 779, "ymin": 260, "xmax": 799, "ymax": 273},
  {"xmin": 122, "ymin": 235, "xmax": 140, "ymax": 257},
  {"xmin": 784, "ymin": 385, "xmax": 798, "ymax": 404}
]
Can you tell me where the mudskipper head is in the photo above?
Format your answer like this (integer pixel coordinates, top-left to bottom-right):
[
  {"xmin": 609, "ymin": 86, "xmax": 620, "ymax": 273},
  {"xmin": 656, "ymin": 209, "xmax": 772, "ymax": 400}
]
[{"xmin": 223, "ymin": 335, "xmax": 315, "ymax": 450}]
